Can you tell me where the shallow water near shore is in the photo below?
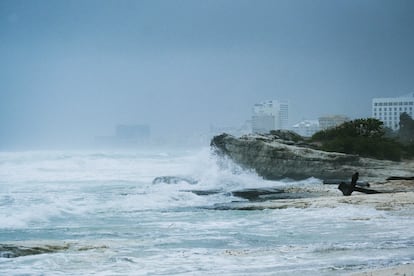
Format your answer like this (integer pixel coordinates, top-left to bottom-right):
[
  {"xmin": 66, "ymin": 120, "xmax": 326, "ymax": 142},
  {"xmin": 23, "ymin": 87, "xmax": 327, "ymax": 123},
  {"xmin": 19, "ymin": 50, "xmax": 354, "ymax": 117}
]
[{"xmin": 0, "ymin": 149, "xmax": 413, "ymax": 275}]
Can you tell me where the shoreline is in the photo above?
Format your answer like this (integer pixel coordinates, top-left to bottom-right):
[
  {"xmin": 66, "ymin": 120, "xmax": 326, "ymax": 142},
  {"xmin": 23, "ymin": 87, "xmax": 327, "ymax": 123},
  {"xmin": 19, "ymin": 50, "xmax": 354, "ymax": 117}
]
[
  {"xmin": 257, "ymin": 178, "xmax": 414, "ymax": 276},
  {"xmin": 214, "ymin": 179, "xmax": 414, "ymax": 211},
  {"xmin": 349, "ymin": 263, "xmax": 414, "ymax": 276}
]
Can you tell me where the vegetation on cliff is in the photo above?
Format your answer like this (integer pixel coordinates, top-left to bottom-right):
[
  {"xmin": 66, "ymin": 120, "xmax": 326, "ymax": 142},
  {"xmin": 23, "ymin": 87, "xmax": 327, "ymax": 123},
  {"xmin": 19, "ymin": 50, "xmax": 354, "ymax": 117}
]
[
  {"xmin": 399, "ymin": 112, "xmax": 414, "ymax": 144},
  {"xmin": 310, "ymin": 114, "xmax": 414, "ymax": 161}
]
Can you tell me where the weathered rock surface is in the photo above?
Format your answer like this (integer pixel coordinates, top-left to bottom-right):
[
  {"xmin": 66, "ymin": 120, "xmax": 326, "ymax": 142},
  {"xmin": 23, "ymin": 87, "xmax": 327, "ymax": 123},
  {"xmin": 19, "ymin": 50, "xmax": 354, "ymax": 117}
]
[
  {"xmin": 0, "ymin": 243, "xmax": 108, "ymax": 258},
  {"xmin": 211, "ymin": 132, "xmax": 414, "ymax": 181},
  {"xmin": 211, "ymin": 190, "xmax": 414, "ymax": 211},
  {"xmin": 0, "ymin": 244, "xmax": 70, "ymax": 258}
]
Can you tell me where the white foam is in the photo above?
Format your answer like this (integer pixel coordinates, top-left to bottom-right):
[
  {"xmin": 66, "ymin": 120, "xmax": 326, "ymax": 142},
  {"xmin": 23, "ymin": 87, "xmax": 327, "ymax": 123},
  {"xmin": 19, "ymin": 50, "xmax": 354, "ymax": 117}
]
[
  {"xmin": 0, "ymin": 148, "xmax": 325, "ymax": 225},
  {"xmin": 1, "ymin": 150, "xmax": 414, "ymax": 275}
]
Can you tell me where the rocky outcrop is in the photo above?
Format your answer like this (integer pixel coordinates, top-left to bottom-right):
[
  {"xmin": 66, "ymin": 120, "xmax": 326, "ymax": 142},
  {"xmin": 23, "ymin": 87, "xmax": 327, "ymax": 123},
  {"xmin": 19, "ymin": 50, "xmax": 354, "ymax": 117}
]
[{"xmin": 211, "ymin": 132, "xmax": 414, "ymax": 181}]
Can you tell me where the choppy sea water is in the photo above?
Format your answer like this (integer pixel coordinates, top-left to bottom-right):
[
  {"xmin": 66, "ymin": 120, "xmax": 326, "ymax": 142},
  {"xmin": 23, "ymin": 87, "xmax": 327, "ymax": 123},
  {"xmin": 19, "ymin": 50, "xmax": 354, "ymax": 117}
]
[{"xmin": 0, "ymin": 148, "xmax": 413, "ymax": 275}]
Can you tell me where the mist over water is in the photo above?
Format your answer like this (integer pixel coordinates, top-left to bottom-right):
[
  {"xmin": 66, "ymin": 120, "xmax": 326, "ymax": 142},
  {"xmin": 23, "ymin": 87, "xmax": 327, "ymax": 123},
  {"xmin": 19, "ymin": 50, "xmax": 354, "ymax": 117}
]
[{"xmin": 1, "ymin": 0, "xmax": 414, "ymax": 150}]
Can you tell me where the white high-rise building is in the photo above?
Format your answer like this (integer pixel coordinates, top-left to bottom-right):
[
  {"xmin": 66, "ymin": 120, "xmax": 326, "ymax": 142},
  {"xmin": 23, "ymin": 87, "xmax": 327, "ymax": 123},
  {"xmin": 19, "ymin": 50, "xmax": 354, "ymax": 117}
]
[
  {"xmin": 252, "ymin": 100, "xmax": 289, "ymax": 133},
  {"xmin": 372, "ymin": 93, "xmax": 414, "ymax": 130}
]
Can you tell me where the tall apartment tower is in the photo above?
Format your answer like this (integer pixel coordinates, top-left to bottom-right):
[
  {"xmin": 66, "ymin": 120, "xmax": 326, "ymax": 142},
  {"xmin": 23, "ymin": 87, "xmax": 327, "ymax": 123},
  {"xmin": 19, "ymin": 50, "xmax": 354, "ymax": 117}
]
[
  {"xmin": 372, "ymin": 93, "xmax": 414, "ymax": 131},
  {"xmin": 252, "ymin": 100, "xmax": 289, "ymax": 133}
]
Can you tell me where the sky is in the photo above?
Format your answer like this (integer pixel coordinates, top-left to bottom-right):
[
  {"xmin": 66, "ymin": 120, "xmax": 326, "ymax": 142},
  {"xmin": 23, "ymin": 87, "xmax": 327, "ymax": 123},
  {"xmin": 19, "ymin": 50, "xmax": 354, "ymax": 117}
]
[{"xmin": 1, "ymin": 0, "xmax": 414, "ymax": 148}]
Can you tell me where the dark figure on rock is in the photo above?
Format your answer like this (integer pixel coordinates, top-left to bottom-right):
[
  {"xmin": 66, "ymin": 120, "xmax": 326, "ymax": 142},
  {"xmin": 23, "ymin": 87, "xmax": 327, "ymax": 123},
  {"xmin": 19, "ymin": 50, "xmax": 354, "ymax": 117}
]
[{"xmin": 338, "ymin": 172, "xmax": 381, "ymax": 196}]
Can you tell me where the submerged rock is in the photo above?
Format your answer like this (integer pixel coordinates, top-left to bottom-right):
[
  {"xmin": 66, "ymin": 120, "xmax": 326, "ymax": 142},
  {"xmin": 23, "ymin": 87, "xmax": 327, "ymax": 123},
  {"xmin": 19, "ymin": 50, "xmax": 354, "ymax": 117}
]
[
  {"xmin": 152, "ymin": 176, "xmax": 198, "ymax": 185},
  {"xmin": 0, "ymin": 244, "xmax": 70, "ymax": 258},
  {"xmin": 231, "ymin": 188, "xmax": 323, "ymax": 201},
  {"xmin": 183, "ymin": 189, "xmax": 223, "ymax": 196},
  {"xmin": 0, "ymin": 243, "xmax": 108, "ymax": 258},
  {"xmin": 211, "ymin": 132, "xmax": 414, "ymax": 181}
]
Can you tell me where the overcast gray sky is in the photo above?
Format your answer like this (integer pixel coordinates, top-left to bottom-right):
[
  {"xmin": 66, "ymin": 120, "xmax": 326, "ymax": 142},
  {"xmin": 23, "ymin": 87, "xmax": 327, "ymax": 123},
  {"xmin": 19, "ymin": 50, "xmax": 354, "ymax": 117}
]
[{"xmin": 1, "ymin": 0, "xmax": 414, "ymax": 148}]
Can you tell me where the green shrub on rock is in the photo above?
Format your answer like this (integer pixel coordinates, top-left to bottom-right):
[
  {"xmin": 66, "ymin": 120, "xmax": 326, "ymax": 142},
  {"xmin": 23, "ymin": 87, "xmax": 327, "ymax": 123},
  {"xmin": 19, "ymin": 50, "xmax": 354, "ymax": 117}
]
[{"xmin": 311, "ymin": 118, "xmax": 404, "ymax": 161}]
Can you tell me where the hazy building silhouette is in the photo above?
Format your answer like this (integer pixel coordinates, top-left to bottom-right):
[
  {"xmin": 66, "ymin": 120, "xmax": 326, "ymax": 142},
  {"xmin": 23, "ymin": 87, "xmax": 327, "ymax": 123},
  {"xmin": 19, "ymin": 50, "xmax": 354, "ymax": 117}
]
[
  {"xmin": 292, "ymin": 120, "xmax": 320, "ymax": 137},
  {"xmin": 95, "ymin": 124, "xmax": 151, "ymax": 147},
  {"xmin": 115, "ymin": 124, "xmax": 150, "ymax": 144},
  {"xmin": 252, "ymin": 100, "xmax": 289, "ymax": 133},
  {"xmin": 318, "ymin": 115, "xmax": 349, "ymax": 131}
]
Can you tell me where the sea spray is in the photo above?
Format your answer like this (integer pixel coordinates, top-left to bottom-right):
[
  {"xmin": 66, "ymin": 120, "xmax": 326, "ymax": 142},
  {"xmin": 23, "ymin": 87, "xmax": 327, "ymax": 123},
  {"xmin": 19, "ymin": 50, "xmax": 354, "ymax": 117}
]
[{"xmin": 0, "ymin": 149, "xmax": 413, "ymax": 275}]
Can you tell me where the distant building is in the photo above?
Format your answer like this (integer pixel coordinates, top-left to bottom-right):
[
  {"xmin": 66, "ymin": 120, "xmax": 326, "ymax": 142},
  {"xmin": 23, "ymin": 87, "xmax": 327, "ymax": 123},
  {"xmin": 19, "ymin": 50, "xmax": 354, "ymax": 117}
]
[
  {"xmin": 95, "ymin": 124, "xmax": 151, "ymax": 147},
  {"xmin": 372, "ymin": 93, "xmax": 414, "ymax": 131},
  {"xmin": 252, "ymin": 100, "xmax": 289, "ymax": 133},
  {"xmin": 318, "ymin": 115, "xmax": 349, "ymax": 130},
  {"xmin": 116, "ymin": 124, "xmax": 150, "ymax": 144},
  {"xmin": 292, "ymin": 120, "xmax": 320, "ymax": 137}
]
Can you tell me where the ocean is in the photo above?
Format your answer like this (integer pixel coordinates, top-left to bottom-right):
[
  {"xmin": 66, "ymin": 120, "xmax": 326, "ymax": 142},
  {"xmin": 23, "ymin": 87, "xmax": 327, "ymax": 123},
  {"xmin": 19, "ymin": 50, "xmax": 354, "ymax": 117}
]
[{"xmin": 0, "ymin": 148, "xmax": 413, "ymax": 275}]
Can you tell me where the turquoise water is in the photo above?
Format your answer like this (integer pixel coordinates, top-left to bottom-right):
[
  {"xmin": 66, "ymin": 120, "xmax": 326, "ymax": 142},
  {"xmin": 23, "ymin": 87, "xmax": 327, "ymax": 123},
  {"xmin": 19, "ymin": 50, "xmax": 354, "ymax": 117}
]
[{"xmin": 0, "ymin": 149, "xmax": 413, "ymax": 275}]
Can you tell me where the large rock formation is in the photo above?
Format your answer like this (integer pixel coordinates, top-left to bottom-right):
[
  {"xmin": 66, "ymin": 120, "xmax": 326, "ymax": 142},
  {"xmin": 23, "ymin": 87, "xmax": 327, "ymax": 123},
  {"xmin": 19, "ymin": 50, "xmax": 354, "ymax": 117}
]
[{"xmin": 211, "ymin": 132, "xmax": 414, "ymax": 181}]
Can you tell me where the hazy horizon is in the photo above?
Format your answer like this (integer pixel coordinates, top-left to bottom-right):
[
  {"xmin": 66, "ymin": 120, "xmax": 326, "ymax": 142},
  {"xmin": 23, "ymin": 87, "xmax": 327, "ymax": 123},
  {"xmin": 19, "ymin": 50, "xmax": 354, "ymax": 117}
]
[{"xmin": 1, "ymin": 0, "xmax": 414, "ymax": 149}]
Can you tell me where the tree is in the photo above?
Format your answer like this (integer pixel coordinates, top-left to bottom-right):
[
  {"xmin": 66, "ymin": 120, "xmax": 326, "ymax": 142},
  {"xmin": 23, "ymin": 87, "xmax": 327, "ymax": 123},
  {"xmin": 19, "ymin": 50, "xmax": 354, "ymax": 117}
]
[
  {"xmin": 312, "ymin": 118, "xmax": 384, "ymax": 141},
  {"xmin": 311, "ymin": 118, "xmax": 402, "ymax": 161},
  {"xmin": 399, "ymin": 112, "xmax": 414, "ymax": 144}
]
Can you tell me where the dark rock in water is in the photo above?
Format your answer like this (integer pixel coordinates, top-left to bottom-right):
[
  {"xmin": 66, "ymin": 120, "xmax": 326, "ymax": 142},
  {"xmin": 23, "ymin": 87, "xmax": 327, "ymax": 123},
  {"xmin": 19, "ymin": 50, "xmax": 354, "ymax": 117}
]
[
  {"xmin": 0, "ymin": 243, "xmax": 108, "ymax": 258},
  {"xmin": 231, "ymin": 188, "xmax": 284, "ymax": 201},
  {"xmin": 210, "ymin": 203, "xmax": 265, "ymax": 211},
  {"xmin": 211, "ymin": 133, "xmax": 414, "ymax": 181},
  {"xmin": 0, "ymin": 244, "xmax": 70, "ymax": 258},
  {"xmin": 185, "ymin": 187, "xmax": 321, "ymax": 202},
  {"xmin": 152, "ymin": 176, "xmax": 198, "ymax": 185},
  {"xmin": 387, "ymin": 176, "xmax": 414, "ymax": 180},
  {"xmin": 231, "ymin": 188, "xmax": 322, "ymax": 201},
  {"xmin": 183, "ymin": 189, "xmax": 223, "ymax": 196}
]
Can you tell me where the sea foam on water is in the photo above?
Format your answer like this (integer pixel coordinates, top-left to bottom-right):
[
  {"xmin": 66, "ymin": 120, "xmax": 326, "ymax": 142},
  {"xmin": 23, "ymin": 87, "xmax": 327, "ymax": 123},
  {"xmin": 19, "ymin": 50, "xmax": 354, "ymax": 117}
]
[{"xmin": 0, "ymin": 149, "xmax": 413, "ymax": 275}]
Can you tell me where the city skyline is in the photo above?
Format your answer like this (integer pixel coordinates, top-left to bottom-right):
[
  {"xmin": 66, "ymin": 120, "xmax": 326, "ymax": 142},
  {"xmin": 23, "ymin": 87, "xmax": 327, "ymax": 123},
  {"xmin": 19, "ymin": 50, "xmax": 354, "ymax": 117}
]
[{"xmin": 1, "ymin": 0, "xmax": 414, "ymax": 149}]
